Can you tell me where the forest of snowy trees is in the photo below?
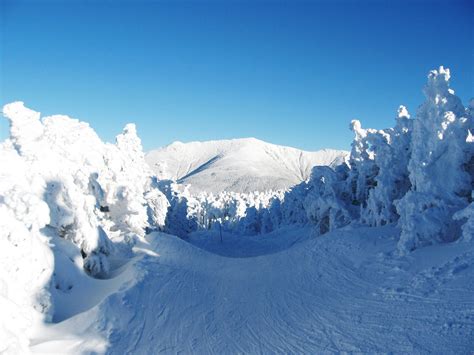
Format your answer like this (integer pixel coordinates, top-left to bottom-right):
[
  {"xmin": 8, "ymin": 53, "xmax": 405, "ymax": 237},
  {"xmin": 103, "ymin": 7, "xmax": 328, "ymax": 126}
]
[
  {"xmin": 164, "ymin": 67, "xmax": 474, "ymax": 252},
  {"xmin": 0, "ymin": 67, "xmax": 473, "ymax": 350}
]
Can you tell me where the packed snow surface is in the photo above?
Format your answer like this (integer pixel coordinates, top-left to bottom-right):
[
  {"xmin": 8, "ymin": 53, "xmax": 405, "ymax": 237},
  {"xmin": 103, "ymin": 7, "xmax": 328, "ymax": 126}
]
[
  {"xmin": 30, "ymin": 226, "xmax": 474, "ymax": 353},
  {"xmin": 146, "ymin": 138, "xmax": 348, "ymax": 193}
]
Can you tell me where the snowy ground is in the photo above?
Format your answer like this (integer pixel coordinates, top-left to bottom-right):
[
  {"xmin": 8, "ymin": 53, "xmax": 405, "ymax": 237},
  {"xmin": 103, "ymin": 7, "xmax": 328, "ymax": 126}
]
[{"xmin": 30, "ymin": 225, "xmax": 474, "ymax": 353}]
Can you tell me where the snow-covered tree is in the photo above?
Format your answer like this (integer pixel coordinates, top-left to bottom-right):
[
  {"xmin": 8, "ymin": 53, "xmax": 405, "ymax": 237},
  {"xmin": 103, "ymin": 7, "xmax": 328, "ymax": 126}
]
[
  {"xmin": 453, "ymin": 193, "xmax": 474, "ymax": 242},
  {"xmin": 100, "ymin": 123, "xmax": 168, "ymax": 240},
  {"xmin": 304, "ymin": 165, "xmax": 352, "ymax": 235},
  {"xmin": 347, "ymin": 120, "xmax": 379, "ymax": 211},
  {"xmin": 145, "ymin": 178, "xmax": 170, "ymax": 232},
  {"xmin": 239, "ymin": 206, "xmax": 261, "ymax": 234},
  {"xmin": 278, "ymin": 183, "xmax": 310, "ymax": 226},
  {"xmin": 452, "ymin": 99, "xmax": 474, "ymax": 242},
  {"xmin": 0, "ymin": 141, "xmax": 54, "ymax": 353},
  {"xmin": 1, "ymin": 102, "xmax": 169, "ymax": 276},
  {"xmin": 361, "ymin": 106, "xmax": 413, "ymax": 226},
  {"xmin": 160, "ymin": 182, "xmax": 200, "ymax": 237},
  {"xmin": 396, "ymin": 67, "xmax": 472, "ymax": 253},
  {"xmin": 3, "ymin": 102, "xmax": 113, "ymax": 276},
  {"xmin": 159, "ymin": 182, "xmax": 286, "ymax": 236}
]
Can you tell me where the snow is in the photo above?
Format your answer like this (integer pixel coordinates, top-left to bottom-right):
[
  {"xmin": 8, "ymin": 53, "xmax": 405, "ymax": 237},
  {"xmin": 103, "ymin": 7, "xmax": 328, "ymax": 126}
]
[
  {"xmin": 1, "ymin": 66, "xmax": 474, "ymax": 353},
  {"xmin": 396, "ymin": 66, "xmax": 472, "ymax": 253},
  {"xmin": 146, "ymin": 137, "xmax": 349, "ymax": 193},
  {"xmin": 30, "ymin": 226, "xmax": 474, "ymax": 353},
  {"xmin": 0, "ymin": 102, "xmax": 169, "ymax": 353},
  {"xmin": 157, "ymin": 67, "xmax": 473, "ymax": 247},
  {"xmin": 160, "ymin": 182, "xmax": 286, "ymax": 237}
]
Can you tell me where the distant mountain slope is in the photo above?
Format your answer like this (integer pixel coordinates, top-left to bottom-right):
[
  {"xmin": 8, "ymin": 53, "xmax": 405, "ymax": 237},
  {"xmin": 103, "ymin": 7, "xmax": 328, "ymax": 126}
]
[{"xmin": 145, "ymin": 138, "xmax": 348, "ymax": 193}]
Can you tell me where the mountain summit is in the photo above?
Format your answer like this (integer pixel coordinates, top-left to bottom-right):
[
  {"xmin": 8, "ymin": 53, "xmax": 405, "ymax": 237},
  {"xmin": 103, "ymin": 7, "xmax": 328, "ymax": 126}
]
[{"xmin": 146, "ymin": 138, "xmax": 348, "ymax": 193}]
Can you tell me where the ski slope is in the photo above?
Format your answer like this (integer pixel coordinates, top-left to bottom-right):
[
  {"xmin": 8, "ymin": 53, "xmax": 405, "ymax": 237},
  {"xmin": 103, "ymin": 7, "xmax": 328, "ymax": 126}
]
[
  {"xmin": 30, "ymin": 226, "xmax": 474, "ymax": 353},
  {"xmin": 146, "ymin": 138, "xmax": 348, "ymax": 193}
]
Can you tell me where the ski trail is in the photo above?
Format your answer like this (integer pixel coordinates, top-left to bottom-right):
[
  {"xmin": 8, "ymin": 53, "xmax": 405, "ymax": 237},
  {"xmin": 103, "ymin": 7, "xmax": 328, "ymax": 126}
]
[{"xmin": 31, "ymin": 226, "xmax": 474, "ymax": 353}]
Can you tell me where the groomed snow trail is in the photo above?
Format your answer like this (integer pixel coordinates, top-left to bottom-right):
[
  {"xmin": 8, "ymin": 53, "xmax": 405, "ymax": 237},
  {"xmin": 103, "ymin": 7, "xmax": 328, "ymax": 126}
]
[{"xmin": 32, "ymin": 226, "xmax": 474, "ymax": 354}]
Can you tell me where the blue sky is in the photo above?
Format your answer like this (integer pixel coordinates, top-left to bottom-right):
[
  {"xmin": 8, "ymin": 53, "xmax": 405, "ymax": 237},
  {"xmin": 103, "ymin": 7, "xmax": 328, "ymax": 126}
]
[{"xmin": 1, "ymin": 0, "xmax": 473, "ymax": 152}]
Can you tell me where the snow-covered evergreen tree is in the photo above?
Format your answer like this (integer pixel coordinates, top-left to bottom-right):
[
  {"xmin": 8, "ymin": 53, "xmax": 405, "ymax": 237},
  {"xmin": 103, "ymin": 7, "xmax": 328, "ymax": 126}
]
[
  {"xmin": 304, "ymin": 165, "xmax": 352, "ymax": 235},
  {"xmin": 3, "ymin": 102, "xmax": 113, "ymax": 276},
  {"xmin": 0, "ymin": 139, "xmax": 54, "ymax": 353},
  {"xmin": 347, "ymin": 120, "xmax": 379, "ymax": 212},
  {"xmin": 1, "ymin": 102, "xmax": 169, "ymax": 277},
  {"xmin": 396, "ymin": 67, "xmax": 472, "ymax": 253},
  {"xmin": 453, "ymin": 99, "xmax": 474, "ymax": 242},
  {"xmin": 361, "ymin": 106, "xmax": 413, "ymax": 226},
  {"xmin": 100, "ymin": 123, "xmax": 169, "ymax": 240}
]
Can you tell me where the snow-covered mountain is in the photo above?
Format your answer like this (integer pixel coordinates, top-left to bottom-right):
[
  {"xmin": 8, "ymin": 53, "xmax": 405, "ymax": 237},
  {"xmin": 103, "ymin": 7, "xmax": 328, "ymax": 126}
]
[{"xmin": 146, "ymin": 138, "xmax": 348, "ymax": 193}]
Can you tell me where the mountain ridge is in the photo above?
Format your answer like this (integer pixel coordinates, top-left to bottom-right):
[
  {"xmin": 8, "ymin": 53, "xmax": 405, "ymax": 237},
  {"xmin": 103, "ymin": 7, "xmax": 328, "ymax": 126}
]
[{"xmin": 146, "ymin": 137, "xmax": 349, "ymax": 193}]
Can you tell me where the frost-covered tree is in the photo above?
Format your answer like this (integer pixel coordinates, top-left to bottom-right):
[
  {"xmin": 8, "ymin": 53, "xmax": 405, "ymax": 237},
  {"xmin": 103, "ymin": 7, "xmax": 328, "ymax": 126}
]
[
  {"xmin": 1, "ymin": 102, "xmax": 168, "ymax": 277},
  {"xmin": 100, "ymin": 123, "xmax": 169, "ymax": 240},
  {"xmin": 239, "ymin": 206, "xmax": 261, "ymax": 234},
  {"xmin": 341, "ymin": 119, "xmax": 385, "ymax": 230},
  {"xmin": 0, "ymin": 102, "xmax": 168, "ymax": 350},
  {"xmin": 347, "ymin": 120, "xmax": 379, "ymax": 211},
  {"xmin": 278, "ymin": 183, "xmax": 310, "ymax": 226},
  {"xmin": 3, "ymin": 102, "xmax": 113, "ymax": 276},
  {"xmin": 159, "ymin": 182, "xmax": 286, "ymax": 236},
  {"xmin": 161, "ymin": 182, "xmax": 200, "ymax": 237},
  {"xmin": 396, "ymin": 67, "xmax": 472, "ymax": 253},
  {"xmin": 266, "ymin": 198, "xmax": 283, "ymax": 231},
  {"xmin": 453, "ymin": 193, "xmax": 474, "ymax": 242},
  {"xmin": 145, "ymin": 178, "xmax": 170, "ymax": 232},
  {"xmin": 304, "ymin": 165, "xmax": 352, "ymax": 235},
  {"xmin": 0, "ymin": 141, "xmax": 54, "ymax": 353},
  {"xmin": 453, "ymin": 99, "xmax": 474, "ymax": 242},
  {"xmin": 361, "ymin": 106, "xmax": 413, "ymax": 226}
]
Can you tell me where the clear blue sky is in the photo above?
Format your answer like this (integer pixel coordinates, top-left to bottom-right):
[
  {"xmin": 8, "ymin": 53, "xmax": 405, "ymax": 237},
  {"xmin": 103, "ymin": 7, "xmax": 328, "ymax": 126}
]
[{"xmin": 1, "ymin": 0, "xmax": 473, "ymax": 152}]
